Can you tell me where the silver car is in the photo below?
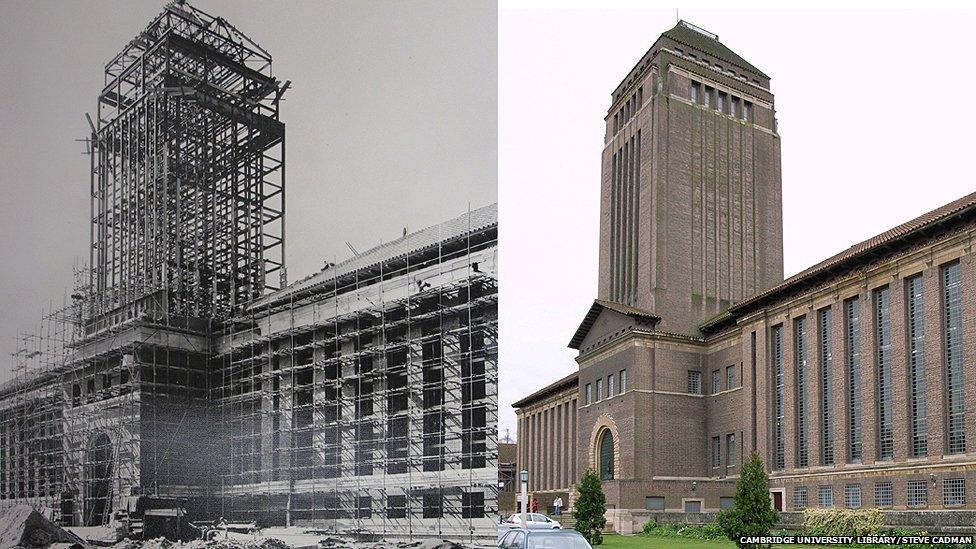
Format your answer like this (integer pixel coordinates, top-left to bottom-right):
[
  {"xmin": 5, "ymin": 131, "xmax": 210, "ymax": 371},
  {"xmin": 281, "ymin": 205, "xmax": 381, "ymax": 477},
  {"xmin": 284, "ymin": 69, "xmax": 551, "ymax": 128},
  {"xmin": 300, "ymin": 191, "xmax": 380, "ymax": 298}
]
[
  {"xmin": 498, "ymin": 528, "xmax": 593, "ymax": 549},
  {"xmin": 502, "ymin": 513, "xmax": 561, "ymax": 529}
]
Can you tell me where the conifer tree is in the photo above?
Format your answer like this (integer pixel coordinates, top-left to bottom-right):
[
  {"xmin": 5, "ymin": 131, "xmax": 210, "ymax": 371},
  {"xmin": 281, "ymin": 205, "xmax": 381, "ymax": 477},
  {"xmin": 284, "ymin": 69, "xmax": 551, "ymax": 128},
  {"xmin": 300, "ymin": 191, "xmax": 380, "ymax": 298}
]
[
  {"xmin": 573, "ymin": 469, "xmax": 607, "ymax": 545},
  {"xmin": 717, "ymin": 453, "xmax": 779, "ymax": 548}
]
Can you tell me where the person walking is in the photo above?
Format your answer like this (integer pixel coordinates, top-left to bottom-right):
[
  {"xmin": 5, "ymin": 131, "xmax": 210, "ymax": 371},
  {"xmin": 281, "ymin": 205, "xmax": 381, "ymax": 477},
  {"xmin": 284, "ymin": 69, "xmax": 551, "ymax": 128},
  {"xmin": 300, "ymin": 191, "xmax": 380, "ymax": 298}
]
[{"xmin": 553, "ymin": 496, "xmax": 563, "ymax": 516}]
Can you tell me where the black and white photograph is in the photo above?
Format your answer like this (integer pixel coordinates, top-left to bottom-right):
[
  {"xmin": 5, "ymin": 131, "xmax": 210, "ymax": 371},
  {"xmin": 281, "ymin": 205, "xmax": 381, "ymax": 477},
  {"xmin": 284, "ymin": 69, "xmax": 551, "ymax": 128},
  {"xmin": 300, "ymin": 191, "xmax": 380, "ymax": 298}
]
[{"xmin": 0, "ymin": 0, "xmax": 496, "ymax": 546}]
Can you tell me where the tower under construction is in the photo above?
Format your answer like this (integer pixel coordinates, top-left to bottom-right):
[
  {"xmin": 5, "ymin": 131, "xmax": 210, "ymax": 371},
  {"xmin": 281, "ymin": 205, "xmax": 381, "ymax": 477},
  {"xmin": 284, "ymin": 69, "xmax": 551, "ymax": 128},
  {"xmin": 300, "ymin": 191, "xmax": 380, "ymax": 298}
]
[{"xmin": 0, "ymin": 1, "xmax": 498, "ymax": 542}]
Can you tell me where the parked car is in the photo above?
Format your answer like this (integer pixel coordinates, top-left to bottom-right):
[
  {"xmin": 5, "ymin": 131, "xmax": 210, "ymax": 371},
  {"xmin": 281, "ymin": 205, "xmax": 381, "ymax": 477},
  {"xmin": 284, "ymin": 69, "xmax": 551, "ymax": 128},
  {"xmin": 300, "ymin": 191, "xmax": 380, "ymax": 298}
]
[
  {"xmin": 501, "ymin": 513, "xmax": 561, "ymax": 529},
  {"xmin": 498, "ymin": 528, "xmax": 593, "ymax": 549}
]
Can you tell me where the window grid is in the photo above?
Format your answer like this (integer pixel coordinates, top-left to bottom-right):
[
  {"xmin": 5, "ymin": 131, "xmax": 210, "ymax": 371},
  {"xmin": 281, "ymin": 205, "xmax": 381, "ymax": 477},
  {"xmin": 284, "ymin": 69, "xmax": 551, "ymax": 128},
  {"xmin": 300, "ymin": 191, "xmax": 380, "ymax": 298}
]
[
  {"xmin": 619, "ymin": 369, "xmax": 627, "ymax": 393},
  {"xmin": 819, "ymin": 485, "xmax": 833, "ymax": 507},
  {"xmin": 819, "ymin": 308, "xmax": 834, "ymax": 465},
  {"xmin": 726, "ymin": 365, "xmax": 735, "ymax": 390},
  {"xmin": 943, "ymin": 263, "xmax": 966, "ymax": 454},
  {"xmin": 688, "ymin": 371, "xmax": 701, "ymax": 395},
  {"xmin": 596, "ymin": 378, "xmax": 603, "ymax": 403},
  {"xmin": 944, "ymin": 478, "xmax": 966, "ymax": 506},
  {"xmin": 907, "ymin": 480, "xmax": 928, "ymax": 507},
  {"xmin": 795, "ymin": 317, "xmax": 809, "ymax": 468},
  {"xmin": 846, "ymin": 298, "xmax": 862, "ymax": 462},
  {"xmin": 793, "ymin": 486, "xmax": 808, "ymax": 510},
  {"xmin": 773, "ymin": 325, "xmax": 785, "ymax": 470},
  {"xmin": 712, "ymin": 370, "xmax": 722, "ymax": 394},
  {"xmin": 844, "ymin": 484, "xmax": 862, "ymax": 508},
  {"xmin": 875, "ymin": 286, "xmax": 893, "ymax": 460},
  {"xmin": 907, "ymin": 275, "xmax": 927, "ymax": 457},
  {"xmin": 726, "ymin": 433, "xmax": 736, "ymax": 467},
  {"xmin": 585, "ymin": 384, "xmax": 592, "ymax": 405},
  {"xmin": 608, "ymin": 374, "xmax": 615, "ymax": 398},
  {"xmin": 875, "ymin": 482, "xmax": 893, "ymax": 507},
  {"xmin": 711, "ymin": 436, "xmax": 721, "ymax": 468}
]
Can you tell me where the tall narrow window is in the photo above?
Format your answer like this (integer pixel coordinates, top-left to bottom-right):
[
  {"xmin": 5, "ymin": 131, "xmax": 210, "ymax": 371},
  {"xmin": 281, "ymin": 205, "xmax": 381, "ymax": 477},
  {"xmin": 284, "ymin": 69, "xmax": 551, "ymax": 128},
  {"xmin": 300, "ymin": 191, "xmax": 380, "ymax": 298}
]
[
  {"xmin": 743, "ymin": 101, "xmax": 753, "ymax": 122},
  {"xmin": 712, "ymin": 370, "xmax": 722, "ymax": 394},
  {"xmin": 619, "ymin": 369, "xmax": 628, "ymax": 393},
  {"xmin": 730, "ymin": 97, "xmax": 739, "ymax": 118},
  {"xmin": 819, "ymin": 307, "xmax": 834, "ymax": 466},
  {"xmin": 711, "ymin": 436, "xmax": 721, "ymax": 468},
  {"xmin": 772, "ymin": 325, "xmax": 785, "ymax": 470},
  {"xmin": 726, "ymin": 433, "xmax": 736, "ymax": 466},
  {"xmin": 585, "ymin": 384, "xmax": 592, "ymax": 405},
  {"xmin": 704, "ymin": 86, "xmax": 713, "ymax": 108},
  {"xmin": 875, "ymin": 286, "xmax": 893, "ymax": 460},
  {"xmin": 795, "ymin": 317, "xmax": 809, "ymax": 468},
  {"xmin": 687, "ymin": 371, "xmax": 702, "ymax": 395},
  {"xmin": 726, "ymin": 365, "xmax": 735, "ymax": 389},
  {"xmin": 943, "ymin": 262, "xmax": 966, "ymax": 454},
  {"xmin": 907, "ymin": 275, "xmax": 927, "ymax": 457},
  {"xmin": 717, "ymin": 91, "xmax": 726, "ymax": 113},
  {"xmin": 845, "ymin": 485, "xmax": 862, "ymax": 508},
  {"xmin": 599, "ymin": 430, "xmax": 615, "ymax": 480},
  {"xmin": 595, "ymin": 378, "xmax": 603, "ymax": 403},
  {"xmin": 846, "ymin": 298, "xmax": 862, "ymax": 462},
  {"xmin": 691, "ymin": 81, "xmax": 701, "ymax": 103},
  {"xmin": 607, "ymin": 374, "xmax": 615, "ymax": 398}
]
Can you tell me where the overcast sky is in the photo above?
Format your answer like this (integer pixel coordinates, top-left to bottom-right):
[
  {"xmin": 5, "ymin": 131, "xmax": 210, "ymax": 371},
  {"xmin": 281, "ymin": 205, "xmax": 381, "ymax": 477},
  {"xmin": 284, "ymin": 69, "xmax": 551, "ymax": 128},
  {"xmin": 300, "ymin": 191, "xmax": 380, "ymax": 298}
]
[
  {"xmin": 498, "ymin": 7, "xmax": 976, "ymax": 440},
  {"xmin": 0, "ymin": 0, "xmax": 496, "ymax": 380}
]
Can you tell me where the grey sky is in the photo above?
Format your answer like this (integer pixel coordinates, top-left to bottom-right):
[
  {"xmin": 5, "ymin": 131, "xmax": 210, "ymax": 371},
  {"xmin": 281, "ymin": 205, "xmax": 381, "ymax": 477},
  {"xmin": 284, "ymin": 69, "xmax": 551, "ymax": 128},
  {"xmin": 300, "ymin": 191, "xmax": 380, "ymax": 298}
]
[
  {"xmin": 0, "ymin": 0, "xmax": 497, "ymax": 379},
  {"xmin": 498, "ymin": 8, "xmax": 976, "ymax": 440}
]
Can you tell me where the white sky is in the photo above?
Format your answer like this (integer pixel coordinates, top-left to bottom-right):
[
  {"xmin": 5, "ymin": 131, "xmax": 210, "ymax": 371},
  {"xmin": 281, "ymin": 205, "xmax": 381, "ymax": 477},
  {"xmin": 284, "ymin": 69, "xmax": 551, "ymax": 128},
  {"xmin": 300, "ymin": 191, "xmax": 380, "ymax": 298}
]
[{"xmin": 498, "ymin": 6, "xmax": 976, "ymax": 440}]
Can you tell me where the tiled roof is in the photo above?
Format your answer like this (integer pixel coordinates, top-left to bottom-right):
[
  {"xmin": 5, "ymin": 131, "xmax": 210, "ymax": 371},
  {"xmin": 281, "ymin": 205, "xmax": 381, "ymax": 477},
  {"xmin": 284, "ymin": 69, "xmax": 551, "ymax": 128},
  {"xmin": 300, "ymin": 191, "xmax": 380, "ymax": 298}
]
[
  {"xmin": 568, "ymin": 299, "xmax": 660, "ymax": 350},
  {"xmin": 702, "ymin": 190, "xmax": 976, "ymax": 332},
  {"xmin": 662, "ymin": 21, "xmax": 768, "ymax": 78},
  {"xmin": 251, "ymin": 203, "xmax": 497, "ymax": 309},
  {"xmin": 512, "ymin": 370, "xmax": 579, "ymax": 410}
]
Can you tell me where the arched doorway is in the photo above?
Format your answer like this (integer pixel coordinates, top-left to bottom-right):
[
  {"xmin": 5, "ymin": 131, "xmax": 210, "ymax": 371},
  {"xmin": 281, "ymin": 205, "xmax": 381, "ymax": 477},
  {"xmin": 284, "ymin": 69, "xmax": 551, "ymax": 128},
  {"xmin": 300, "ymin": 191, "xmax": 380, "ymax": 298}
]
[
  {"xmin": 84, "ymin": 433, "xmax": 113, "ymax": 526},
  {"xmin": 598, "ymin": 429, "xmax": 614, "ymax": 480}
]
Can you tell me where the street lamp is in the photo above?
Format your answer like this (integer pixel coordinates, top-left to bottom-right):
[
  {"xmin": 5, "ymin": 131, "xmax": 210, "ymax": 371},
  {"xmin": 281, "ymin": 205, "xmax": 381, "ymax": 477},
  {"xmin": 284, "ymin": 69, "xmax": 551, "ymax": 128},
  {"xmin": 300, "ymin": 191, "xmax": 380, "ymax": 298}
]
[{"xmin": 520, "ymin": 469, "xmax": 529, "ymax": 528}]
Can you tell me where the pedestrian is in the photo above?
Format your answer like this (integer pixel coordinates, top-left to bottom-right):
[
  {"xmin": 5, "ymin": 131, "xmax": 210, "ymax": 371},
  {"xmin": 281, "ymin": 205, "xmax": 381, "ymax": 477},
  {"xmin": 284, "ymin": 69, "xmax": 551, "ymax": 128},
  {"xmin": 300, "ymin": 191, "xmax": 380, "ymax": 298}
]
[
  {"xmin": 553, "ymin": 496, "xmax": 562, "ymax": 516},
  {"xmin": 531, "ymin": 497, "xmax": 538, "ymax": 513}
]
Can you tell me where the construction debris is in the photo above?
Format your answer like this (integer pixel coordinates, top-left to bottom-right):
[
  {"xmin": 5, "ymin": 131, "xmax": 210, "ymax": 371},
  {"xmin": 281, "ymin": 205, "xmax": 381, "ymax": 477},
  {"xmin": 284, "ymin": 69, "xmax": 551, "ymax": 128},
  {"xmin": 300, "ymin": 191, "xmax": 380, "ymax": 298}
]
[{"xmin": 0, "ymin": 505, "xmax": 85, "ymax": 548}]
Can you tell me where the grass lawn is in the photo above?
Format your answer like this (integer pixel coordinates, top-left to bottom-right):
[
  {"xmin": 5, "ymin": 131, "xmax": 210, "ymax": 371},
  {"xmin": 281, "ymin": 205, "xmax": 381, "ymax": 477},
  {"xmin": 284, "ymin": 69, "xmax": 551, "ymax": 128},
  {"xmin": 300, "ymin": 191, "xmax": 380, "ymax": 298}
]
[
  {"xmin": 600, "ymin": 534, "xmax": 833, "ymax": 548},
  {"xmin": 601, "ymin": 533, "xmax": 736, "ymax": 548}
]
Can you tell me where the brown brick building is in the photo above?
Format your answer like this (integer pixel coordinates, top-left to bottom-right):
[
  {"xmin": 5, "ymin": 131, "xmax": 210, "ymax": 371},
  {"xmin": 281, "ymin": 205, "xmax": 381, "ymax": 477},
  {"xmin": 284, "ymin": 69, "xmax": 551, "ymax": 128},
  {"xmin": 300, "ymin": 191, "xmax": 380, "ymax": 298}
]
[{"xmin": 515, "ymin": 20, "xmax": 976, "ymax": 534}]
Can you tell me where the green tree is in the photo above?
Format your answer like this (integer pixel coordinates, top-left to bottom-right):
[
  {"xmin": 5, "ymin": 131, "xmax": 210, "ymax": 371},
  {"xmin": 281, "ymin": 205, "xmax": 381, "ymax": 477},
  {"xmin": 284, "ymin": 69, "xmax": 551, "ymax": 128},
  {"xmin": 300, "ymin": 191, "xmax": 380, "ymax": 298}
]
[
  {"xmin": 717, "ymin": 453, "xmax": 779, "ymax": 548},
  {"xmin": 573, "ymin": 469, "xmax": 607, "ymax": 545}
]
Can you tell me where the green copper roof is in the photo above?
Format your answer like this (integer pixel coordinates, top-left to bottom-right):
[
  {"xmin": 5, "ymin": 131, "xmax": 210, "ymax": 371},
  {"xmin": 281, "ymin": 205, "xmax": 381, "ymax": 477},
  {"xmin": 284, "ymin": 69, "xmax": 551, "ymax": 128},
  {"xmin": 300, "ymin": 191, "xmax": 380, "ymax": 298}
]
[{"xmin": 662, "ymin": 21, "xmax": 768, "ymax": 78}]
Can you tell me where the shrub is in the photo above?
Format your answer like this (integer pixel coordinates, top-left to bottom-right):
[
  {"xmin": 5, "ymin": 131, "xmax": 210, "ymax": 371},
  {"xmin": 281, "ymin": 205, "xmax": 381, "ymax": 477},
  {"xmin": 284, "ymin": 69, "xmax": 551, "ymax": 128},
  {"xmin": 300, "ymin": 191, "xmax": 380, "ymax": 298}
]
[
  {"xmin": 642, "ymin": 521, "xmax": 725, "ymax": 540},
  {"xmin": 802, "ymin": 508, "xmax": 883, "ymax": 537},
  {"xmin": 573, "ymin": 469, "xmax": 607, "ymax": 545},
  {"xmin": 716, "ymin": 453, "xmax": 779, "ymax": 548}
]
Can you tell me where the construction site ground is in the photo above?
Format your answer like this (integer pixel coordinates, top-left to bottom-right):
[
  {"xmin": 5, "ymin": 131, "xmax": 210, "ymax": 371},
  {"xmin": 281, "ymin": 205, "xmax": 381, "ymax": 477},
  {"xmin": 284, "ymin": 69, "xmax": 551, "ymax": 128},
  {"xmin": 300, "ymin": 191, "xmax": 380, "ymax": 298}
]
[{"xmin": 66, "ymin": 526, "xmax": 496, "ymax": 549}]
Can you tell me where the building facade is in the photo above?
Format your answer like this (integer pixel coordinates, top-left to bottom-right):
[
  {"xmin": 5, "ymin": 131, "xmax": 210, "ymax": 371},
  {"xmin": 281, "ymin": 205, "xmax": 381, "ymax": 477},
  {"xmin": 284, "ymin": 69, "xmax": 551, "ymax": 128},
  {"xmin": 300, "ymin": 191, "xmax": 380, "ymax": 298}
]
[
  {"xmin": 0, "ymin": 1, "xmax": 498, "ymax": 542},
  {"xmin": 515, "ymin": 20, "xmax": 976, "ymax": 534}
]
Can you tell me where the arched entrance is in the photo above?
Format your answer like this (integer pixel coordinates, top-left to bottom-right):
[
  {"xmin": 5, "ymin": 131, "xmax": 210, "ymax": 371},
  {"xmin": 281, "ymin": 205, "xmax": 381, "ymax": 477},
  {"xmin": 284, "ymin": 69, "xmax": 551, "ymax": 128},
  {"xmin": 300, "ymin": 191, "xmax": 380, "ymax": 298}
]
[
  {"xmin": 598, "ymin": 429, "xmax": 615, "ymax": 480},
  {"xmin": 84, "ymin": 433, "xmax": 113, "ymax": 526}
]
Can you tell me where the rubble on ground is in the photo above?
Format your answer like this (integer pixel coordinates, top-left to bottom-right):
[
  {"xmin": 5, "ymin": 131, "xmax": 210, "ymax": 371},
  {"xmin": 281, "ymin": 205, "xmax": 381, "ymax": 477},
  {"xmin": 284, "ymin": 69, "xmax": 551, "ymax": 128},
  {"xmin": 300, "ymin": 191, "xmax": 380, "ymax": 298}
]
[
  {"xmin": 0, "ymin": 505, "xmax": 85, "ymax": 548},
  {"xmin": 105, "ymin": 537, "xmax": 479, "ymax": 549}
]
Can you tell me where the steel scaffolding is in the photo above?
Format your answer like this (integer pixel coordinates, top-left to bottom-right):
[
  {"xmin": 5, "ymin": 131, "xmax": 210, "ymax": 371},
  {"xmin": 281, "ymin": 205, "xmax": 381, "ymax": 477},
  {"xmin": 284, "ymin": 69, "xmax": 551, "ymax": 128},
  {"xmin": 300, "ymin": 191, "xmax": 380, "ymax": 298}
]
[{"xmin": 0, "ymin": 1, "xmax": 498, "ymax": 542}]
